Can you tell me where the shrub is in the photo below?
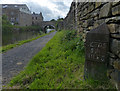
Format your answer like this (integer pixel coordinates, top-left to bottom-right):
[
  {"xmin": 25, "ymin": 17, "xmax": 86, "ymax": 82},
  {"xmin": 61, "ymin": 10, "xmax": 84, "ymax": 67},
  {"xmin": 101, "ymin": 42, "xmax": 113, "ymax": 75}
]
[
  {"xmin": 2, "ymin": 15, "xmax": 13, "ymax": 32},
  {"xmin": 62, "ymin": 30, "xmax": 76, "ymax": 41}
]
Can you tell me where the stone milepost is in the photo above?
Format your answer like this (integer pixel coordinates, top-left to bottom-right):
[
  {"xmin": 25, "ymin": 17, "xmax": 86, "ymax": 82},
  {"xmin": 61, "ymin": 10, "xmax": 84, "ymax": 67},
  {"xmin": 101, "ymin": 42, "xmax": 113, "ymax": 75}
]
[{"xmin": 84, "ymin": 23, "xmax": 110, "ymax": 80}]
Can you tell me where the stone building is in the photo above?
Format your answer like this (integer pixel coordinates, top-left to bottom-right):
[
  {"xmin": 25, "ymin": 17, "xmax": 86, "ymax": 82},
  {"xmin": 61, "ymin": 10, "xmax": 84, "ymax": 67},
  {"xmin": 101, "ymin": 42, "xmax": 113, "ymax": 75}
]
[
  {"xmin": 32, "ymin": 12, "xmax": 43, "ymax": 26},
  {"xmin": 2, "ymin": 4, "xmax": 32, "ymax": 26}
]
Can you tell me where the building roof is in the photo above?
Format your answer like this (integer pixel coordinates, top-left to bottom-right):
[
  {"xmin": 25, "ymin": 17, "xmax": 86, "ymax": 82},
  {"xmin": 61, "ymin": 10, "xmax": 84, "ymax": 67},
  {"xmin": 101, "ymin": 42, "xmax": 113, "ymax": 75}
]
[
  {"xmin": 2, "ymin": 4, "xmax": 31, "ymax": 14},
  {"xmin": 2, "ymin": 4, "xmax": 27, "ymax": 8},
  {"xmin": 32, "ymin": 12, "xmax": 44, "ymax": 20}
]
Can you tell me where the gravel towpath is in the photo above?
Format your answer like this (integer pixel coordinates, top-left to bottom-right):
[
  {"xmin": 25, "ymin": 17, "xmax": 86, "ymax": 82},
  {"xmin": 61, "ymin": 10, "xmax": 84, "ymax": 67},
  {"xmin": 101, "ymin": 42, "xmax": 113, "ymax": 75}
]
[{"xmin": 2, "ymin": 31, "xmax": 56, "ymax": 86}]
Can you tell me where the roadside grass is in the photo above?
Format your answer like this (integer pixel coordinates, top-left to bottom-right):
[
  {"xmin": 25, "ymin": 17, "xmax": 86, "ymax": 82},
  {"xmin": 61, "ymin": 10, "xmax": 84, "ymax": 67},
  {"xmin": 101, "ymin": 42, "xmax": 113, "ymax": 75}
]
[
  {"xmin": 7, "ymin": 30, "xmax": 116, "ymax": 89},
  {"xmin": 1, "ymin": 31, "xmax": 54, "ymax": 53}
]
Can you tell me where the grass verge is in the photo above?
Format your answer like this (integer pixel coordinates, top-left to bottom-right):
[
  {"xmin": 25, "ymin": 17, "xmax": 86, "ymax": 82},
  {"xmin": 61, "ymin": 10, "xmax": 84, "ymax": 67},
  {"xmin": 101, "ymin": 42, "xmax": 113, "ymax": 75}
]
[
  {"xmin": 1, "ymin": 31, "xmax": 54, "ymax": 53},
  {"xmin": 7, "ymin": 30, "xmax": 116, "ymax": 89}
]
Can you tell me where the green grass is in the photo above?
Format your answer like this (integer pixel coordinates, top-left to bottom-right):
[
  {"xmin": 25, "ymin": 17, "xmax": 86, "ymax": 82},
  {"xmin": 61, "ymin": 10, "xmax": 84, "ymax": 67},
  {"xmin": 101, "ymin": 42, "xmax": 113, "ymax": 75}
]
[
  {"xmin": 1, "ymin": 31, "xmax": 54, "ymax": 53},
  {"xmin": 7, "ymin": 30, "xmax": 116, "ymax": 89}
]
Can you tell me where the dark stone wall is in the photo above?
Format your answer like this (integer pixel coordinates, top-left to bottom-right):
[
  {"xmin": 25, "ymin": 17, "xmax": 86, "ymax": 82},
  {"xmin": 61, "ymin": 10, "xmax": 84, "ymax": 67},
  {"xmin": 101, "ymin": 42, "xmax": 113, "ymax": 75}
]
[
  {"xmin": 57, "ymin": 21, "xmax": 64, "ymax": 30},
  {"xmin": 57, "ymin": 2, "xmax": 76, "ymax": 30},
  {"xmin": 61, "ymin": 1, "xmax": 120, "ymax": 90}
]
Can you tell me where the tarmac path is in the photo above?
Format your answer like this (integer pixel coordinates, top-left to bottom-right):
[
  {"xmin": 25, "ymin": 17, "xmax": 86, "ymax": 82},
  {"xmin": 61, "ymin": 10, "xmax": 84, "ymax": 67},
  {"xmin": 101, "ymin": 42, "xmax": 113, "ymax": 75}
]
[{"xmin": 2, "ymin": 31, "xmax": 56, "ymax": 86}]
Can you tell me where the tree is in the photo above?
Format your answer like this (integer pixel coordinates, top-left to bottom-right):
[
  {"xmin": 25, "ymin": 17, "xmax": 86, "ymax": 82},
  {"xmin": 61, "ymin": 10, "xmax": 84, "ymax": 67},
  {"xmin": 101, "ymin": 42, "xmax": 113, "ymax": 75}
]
[
  {"xmin": 57, "ymin": 16, "xmax": 60, "ymax": 20},
  {"xmin": 2, "ymin": 15, "xmax": 11, "ymax": 25},
  {"xmin": 50, "ymin": 19, "xmax": 56, "ymax": 21},
  {"xmin": 57, "ymin": 18, "xmax": 64, "ymax": 21}
]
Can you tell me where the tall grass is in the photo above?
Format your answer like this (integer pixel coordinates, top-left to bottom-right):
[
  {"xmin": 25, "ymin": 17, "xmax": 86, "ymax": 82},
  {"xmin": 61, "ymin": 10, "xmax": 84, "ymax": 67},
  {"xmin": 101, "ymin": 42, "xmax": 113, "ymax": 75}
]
[{"xmin": 7, "ymin": 30, "xmax": 115, "ymax": 89}]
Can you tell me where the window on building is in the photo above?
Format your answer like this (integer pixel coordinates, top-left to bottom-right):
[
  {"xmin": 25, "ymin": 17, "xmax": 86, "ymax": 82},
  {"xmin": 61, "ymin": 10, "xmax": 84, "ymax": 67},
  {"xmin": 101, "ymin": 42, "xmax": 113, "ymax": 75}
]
[
  {"xmin": 16, "ymin": 18, "xmax": 19, "ymax": 22},
  {"xmin": 11, "ymin": 18, "xmax": 15, "ymax": 21},
  {"xmin": 14, "ymin": 5, "xmax": 18, "ymax": 7},
  {"xmin": 32, "ymin": 17, "xmax": 34, "ymax": 19},
  {"xmin": 32, "ymin": 21, "xmax": 34, "ymax": 25},
  {"xmin": 3, "ymin": 5, "xmax": 8, "ymax": 8},
  {"xmin": 11, "ymin": 12, "xmax": 14, "ymax": 15},
  {"xmin": 36, "ymin": 17, "xmax": 37, "ymax": 20}
]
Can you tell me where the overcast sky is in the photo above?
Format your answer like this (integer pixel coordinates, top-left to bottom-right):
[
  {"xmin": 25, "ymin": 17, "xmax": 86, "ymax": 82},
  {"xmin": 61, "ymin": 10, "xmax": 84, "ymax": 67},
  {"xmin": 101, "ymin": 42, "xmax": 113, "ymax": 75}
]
[{"xmin": 0, "ymin": 0, "xmax": 73, "ymax": 21}]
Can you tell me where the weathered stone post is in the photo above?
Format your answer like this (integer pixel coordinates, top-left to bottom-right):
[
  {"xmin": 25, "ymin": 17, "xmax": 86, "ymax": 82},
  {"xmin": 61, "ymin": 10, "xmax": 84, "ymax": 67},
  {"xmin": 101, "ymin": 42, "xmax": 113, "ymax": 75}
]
[{"xmin": 84, "ymin": 23, "xmax": 110, "ymax": 80}]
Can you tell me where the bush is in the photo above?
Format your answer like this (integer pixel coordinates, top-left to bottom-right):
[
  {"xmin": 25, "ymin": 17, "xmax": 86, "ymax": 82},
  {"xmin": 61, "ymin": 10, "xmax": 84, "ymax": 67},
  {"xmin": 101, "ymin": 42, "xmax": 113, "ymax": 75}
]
[
  {"xmin": 61, "ymin": 30, "xmax": 84, "ymax": 54},
  {"xmin": 2, "ymin": 15, "xmax": 13, "ymax": 32},
  {"xmin": 62, "ymin": 30, "xmax": 76, "ymax": 41},
  {"xmin": 2, "ymin": 15, "xmax": 11, "ymax": 25}
]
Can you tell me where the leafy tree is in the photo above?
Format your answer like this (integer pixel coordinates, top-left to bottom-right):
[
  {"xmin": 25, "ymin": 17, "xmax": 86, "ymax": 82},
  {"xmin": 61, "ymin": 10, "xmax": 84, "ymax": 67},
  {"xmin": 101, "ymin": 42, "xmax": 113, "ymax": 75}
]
[
  {"xmin": 2, "ymin": 15, "xmax": 11, "ymax": 25},
  {"xmin": 57, "ymin": 16, "xmax": 64, "ymax": 21},
  {"xmin": 50, "ymin": 19, "xmax": 56, "ymax": 21},
  {"xmin": 2, "ymin": 15, "xmax": 13, "ymax": 31}
]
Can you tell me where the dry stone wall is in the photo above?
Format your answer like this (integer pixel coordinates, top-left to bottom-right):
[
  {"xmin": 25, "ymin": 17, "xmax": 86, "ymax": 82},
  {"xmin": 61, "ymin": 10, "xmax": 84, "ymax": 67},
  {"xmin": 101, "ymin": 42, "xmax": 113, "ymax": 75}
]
[
  {"xmin": 60, "ymin": 1, "xmax": 120, "ymax": 90},
  {"xmin": 63, "ymin": 2, "xmax": 76, "ymax": 30}
]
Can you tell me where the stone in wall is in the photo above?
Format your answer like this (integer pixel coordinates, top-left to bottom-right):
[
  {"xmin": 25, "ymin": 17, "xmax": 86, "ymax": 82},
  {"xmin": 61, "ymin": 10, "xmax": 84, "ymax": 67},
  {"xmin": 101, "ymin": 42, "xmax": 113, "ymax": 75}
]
[
  {"xmin": 92, "ymin": 9, "xmax": 100, "ymax": 20},
  {"xmin": 87, "ymin": 18, "xmax": 94, "ymax": 27},
  {"xmin": 110, "ymin": 57, "xmax": 120, "ymax": 70},
  {"xmin": 82, "ymin": 20, "xmax": 88, "ymax": 28},
  {"xmin": 83, "ymin": 8, "xmax": 88, "ymax": 16},
  {"xmin": 105, "ymin": 16, "xmax": 120, "ymax": 23},
  {"xmin": 78, "ymin": 20, "xmax": 83, "ymax": 25},
  {"xmin": 109, "ymin": 58, "xmax": 115, "ymax": 66},
  {"xmin": 107, "ymin": 24, "xmax": 120, "ymax": 33},
  {"xmin": 112, "ymin": 2, "xmax": 120, "ymax": 6},
  {"xmin": 79, "ymin": 15, "xmax": 89, "ymax": 21},
  {"xmin": 112, "ymin": 4, "xmax": 120, "ymax": 15},
  {"xmin": 78, "ymin": 25, "xmax": 83, "ymax": 33},
  {"xmin": 88, "ymin": 26, "xmax": 94, "ymax": 31},
  {"xmin": 117, "ymin": 82, "xmax": 120, "ymax": 90},
  {"xmin": 111, "ymin": 34, "xmax": 120, "ymax": 39},
  {"xmin": 93, "ymin": 22, "xmax": 99, "ymax": 29},
  {"xmin": 110, "ymin": 69, "xmax": 120, "ymax": 86},
  {"xmin": 110, "ymin": 39, "xmax": 120, "ymax": 58},
  {"xmin": 99, "ymin": 3, "xmax": 112, "ymax": 18},
  {"xmin": 95, "ymin": 2, "xmax": 102, "ymax": 8},
  {"xmin": 96, "ymin": 19, "xmax": 105, "ymax": 25},
  {"xmin": 113, "ymin": 59, "xmax": 120, "ymax": 71},
  {"xmin": 109, "ymin": 52, "xmax": 117, "ymax": 59},
  {"xmin": 87, "ymin": 3, "xmax": 95, "ymax": 13}
]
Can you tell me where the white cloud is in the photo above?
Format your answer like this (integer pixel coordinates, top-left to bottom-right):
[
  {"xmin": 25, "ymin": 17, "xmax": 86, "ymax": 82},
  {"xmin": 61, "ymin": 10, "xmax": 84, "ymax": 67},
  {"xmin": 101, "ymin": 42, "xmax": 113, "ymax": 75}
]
[{"xmin": 0, "ymin": 0, "xmax": 73, "ymax": 21}]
